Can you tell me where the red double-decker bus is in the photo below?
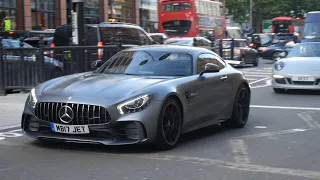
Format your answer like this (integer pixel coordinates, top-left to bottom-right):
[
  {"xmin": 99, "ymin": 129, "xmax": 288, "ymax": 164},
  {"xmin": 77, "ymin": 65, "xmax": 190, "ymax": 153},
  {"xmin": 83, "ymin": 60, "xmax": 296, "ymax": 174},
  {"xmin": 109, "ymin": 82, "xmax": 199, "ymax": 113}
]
[
  {"xmin": 272, "ymin": 16, "xmax": 304, "ymax": 34},
  {"xmin": 158, "ymin": 0, "xmax": 226, "ymax": 39}
]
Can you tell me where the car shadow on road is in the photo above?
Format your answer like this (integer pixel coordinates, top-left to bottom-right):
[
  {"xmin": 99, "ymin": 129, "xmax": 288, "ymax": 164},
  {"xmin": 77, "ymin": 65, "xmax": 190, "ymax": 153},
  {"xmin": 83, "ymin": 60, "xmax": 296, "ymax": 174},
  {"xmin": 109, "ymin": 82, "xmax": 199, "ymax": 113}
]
[
  {"xmin": 283, "ymin": 89, "xmax": 320, "ymax": 95},
  {"xmin": 30, "ymin": 124, "xmax": 239, "ymax": 154}
]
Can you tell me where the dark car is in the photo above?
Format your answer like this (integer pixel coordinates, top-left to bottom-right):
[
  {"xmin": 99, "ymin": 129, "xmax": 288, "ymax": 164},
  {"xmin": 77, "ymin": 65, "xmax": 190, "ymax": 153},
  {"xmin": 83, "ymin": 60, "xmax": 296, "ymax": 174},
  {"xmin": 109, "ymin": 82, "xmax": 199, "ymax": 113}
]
[
  {"xmin": 53, "ymin": 22, "xmax": 156, "ymax": 47},
  {"xmin": 22, "ymin": 45, "xmax": 251, "ymax": 150},
  {"xmin": 259, "ymin": 40, "xmax": 296, "ymax": 61},
  {"xmin": 214, "ymin": 39, "xmax": 259, "ymax": 67}
]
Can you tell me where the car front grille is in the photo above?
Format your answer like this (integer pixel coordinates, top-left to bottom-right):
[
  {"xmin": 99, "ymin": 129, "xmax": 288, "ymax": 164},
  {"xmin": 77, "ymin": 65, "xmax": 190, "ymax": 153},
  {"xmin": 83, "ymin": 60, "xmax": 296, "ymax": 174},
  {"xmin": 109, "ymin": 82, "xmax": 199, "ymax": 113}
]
[{"xmin": 35, "ymin": 102, "xmax": 111, "ymax": 125}]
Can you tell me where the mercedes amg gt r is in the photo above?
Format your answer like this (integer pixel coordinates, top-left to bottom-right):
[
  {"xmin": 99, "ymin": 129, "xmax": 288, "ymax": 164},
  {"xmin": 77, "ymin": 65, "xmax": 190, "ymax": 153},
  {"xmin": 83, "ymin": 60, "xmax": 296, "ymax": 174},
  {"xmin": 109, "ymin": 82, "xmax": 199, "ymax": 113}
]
[{"xmin": 21, "ymin": 45, "xmax": 251, "ymax": 150}]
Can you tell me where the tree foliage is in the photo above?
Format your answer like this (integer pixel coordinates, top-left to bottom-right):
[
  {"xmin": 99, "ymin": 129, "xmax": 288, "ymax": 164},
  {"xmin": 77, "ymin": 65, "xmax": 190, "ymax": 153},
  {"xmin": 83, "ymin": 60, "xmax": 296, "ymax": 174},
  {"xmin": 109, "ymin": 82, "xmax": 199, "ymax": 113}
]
[{"xmin": 226, "ymin": 0, "xmax": 320, "ymax": 23}]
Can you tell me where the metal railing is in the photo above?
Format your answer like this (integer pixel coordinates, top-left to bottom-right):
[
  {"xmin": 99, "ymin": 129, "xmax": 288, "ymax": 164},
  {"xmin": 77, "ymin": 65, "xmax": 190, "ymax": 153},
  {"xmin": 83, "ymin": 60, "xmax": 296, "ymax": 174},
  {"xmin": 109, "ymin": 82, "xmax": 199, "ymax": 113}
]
[
  {"xmin": 0, "ymin": 37, "xmax": 241, "ymax": 96},
  {"xmin": 0, "ymin": 37, "xmax": 128, "ymax": 96}
]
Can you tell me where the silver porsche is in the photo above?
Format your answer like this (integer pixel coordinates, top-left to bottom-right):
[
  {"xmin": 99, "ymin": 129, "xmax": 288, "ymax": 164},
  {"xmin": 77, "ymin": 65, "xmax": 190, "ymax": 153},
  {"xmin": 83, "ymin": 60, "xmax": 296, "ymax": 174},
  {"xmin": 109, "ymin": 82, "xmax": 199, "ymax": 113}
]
[
  {"xmin": 22, "ymin": 45, "xmax": 251, "ymax": 150},
  {"xmin": 272, "ymin": 42, "xmax": 320, "ymax": 93}
]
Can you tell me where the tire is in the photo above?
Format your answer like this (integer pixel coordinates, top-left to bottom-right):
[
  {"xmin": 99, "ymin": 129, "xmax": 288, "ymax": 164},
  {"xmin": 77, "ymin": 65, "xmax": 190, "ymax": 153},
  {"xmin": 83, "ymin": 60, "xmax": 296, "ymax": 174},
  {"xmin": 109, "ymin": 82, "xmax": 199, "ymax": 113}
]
[
  {"xmin": 273, "ymin": 88, "xmax": 285, "ymax": 93},
  {"xmin": 239, "ymin": 56, "xmax": 246, "ymax": 68},
  {"xmin": 272, "ymin": 52, "xmax": 281, "ymax": 61},
  {"xmin": 153, "ymin": 98, "xmax": 183, "ymax": 150},
  {"xmin": 253, "ymin": 56, "xmax": 259, "ymax": 66},
  {"xmin": 221, "ymin": 84, "xmax": 250, "ymax": 128}
]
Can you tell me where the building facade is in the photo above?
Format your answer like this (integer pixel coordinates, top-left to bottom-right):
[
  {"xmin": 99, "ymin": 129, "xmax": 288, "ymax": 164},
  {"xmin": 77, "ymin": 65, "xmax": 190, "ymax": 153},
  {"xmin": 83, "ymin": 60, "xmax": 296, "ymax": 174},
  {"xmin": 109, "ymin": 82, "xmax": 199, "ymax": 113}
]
[{"xmin": 0, "ymin": 0, "xmax": 141, "ymax": 31}]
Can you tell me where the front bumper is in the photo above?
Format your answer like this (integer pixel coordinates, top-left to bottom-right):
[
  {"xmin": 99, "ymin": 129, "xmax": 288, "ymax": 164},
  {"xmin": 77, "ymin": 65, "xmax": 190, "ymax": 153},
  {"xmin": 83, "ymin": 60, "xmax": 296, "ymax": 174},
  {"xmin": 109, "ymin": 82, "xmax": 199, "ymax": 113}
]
[
  {"xmin": 272, "ymin": 74, "xmax": 320, "ymax": 90},
  {"xmin": 21, "ymin": 100, "xmax": 162, "ymax": 145}
]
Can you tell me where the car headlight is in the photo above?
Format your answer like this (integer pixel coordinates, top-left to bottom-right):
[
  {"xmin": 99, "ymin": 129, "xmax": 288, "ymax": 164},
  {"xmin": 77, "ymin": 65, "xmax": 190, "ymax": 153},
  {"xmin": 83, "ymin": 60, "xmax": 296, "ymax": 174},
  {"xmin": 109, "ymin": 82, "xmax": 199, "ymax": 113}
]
[
  {"xmin": 274, "ymin": 61, "xmax": 284, "ymax": 71},
  {"xmin": 117, "ymin": 94, "xmax": 154, "ymax": 114},
  {"xmin": 28, "ymin": 88, "xmax": 37, "ymax": 108}
]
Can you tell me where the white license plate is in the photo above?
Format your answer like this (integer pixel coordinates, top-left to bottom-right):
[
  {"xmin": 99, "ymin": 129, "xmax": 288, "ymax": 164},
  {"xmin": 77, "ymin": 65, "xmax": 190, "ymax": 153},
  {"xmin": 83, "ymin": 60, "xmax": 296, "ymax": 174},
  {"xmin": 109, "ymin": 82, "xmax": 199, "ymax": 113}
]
[
  {"xmin": 292, "ymin": 76, "xmax": 315, "ymax": 82},
  {"xmin": 50, "ymin": 123, "xmax": 90, "ymax": 134}
]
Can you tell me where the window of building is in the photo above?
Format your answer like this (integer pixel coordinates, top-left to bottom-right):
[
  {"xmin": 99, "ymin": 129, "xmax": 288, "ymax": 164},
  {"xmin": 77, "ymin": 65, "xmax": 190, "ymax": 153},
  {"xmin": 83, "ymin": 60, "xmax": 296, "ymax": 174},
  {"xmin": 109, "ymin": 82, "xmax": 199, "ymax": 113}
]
[
  {"xmin": 31, "ymin": 0, "xmax": 55, "ymax": 30},
  {"xmin": 197, "ymin": 53, "xmax": 225, "ymax": 73},
  {"xmin": 84, "ymin": 0, "xmax": 100, "ymax": 24},
  {"xmin": 140, "ymin": 0, "xmax": 158, "ymax": 33},
  {"xmin": 108, "ymin": 0, "xmax": 135, "ymax": 23},
  {"xmin": 0, "ymin": 0, "xmax": 16, "ymax": 30}
]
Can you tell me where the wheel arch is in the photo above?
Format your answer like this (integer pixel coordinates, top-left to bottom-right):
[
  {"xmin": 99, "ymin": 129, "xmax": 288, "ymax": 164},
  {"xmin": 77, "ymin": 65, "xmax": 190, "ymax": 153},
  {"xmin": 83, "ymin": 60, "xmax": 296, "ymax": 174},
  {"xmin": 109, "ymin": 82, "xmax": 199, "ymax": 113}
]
[{"xmin": 161, "ymin": 93, "xmax": 185, "ymax": 125}]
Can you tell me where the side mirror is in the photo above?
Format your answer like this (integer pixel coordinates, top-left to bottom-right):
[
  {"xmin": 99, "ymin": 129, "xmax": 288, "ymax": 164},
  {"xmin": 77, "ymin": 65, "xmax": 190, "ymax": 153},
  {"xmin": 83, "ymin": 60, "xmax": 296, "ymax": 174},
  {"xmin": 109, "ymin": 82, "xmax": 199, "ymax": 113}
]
[
  {"xmin": 199, "ymin": 63, "xmax": 220, "ymax": 76},
  {"xmin": 91, "ymin": 60, "xmax": 104, "ymax": 70},
  {"xmin": 293, "ymin": 35, "xmax": 298, "ymax": 43},
  {"xmin": 193, "ymin": 38, "xmax": 198, "ymax": 46}
]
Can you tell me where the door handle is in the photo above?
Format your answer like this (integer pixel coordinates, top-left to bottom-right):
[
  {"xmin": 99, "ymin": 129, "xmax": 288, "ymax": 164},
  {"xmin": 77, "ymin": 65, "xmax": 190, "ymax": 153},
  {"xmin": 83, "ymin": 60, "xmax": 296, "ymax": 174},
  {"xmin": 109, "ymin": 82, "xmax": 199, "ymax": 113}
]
[{"xmin": 221, "ymin": 76, "xmax": 228, "ymax": 81}]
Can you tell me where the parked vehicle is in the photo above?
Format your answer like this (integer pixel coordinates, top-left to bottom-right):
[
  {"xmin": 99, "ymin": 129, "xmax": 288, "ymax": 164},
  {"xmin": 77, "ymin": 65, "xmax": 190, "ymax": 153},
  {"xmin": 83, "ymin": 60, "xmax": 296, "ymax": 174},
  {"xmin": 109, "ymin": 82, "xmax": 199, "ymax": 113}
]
[
  {"xmin": 22, "ymin": 45, "xmax": 251, "ymax": 150},
  {"xmin": 301, "ymin": 11, "xmax": 320, "ymax": 42},
  {"xmin": 272, "ymin": 42, "xmax": 320, "ymax": 93}
]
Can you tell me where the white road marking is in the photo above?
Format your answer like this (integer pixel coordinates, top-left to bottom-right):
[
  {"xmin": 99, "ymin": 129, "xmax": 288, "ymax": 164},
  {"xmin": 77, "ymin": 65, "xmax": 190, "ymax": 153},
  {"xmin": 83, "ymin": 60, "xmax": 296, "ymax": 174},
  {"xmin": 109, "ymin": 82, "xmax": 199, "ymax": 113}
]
[
  {"xmin": 250, "ymin": 105, "xmax": 320, "ymax": 111},
  {"xmin": 0, "ymin": 124, "xmax": 21, "ymax": 131},
  {"xmin": 243, "ymin": 69, "xmax": 272, "ymax": 72},
  {"xmin": 0, "ymin": 137, "xmax": 4, "ymax": 140},
  {"xmin": 254, "ymin": 126, "xmax": 267, "ymax": 129},
  {"xmin": 249, "ymin": 77, "xmax": 271, "ymax": 85},
  {"xmin": 229, "ymin": 139, "xmax": 250, "ymax": 164},
  {"xmin": 130, "ymin": 154, "xmax": 320, "ymax": 179},
  {"xmin": 245, "ymin": 74, "xmax": 270, "ymax": 77},
  {"xmin": 233, "ymin": 128, "xmax": 308, "ymax": 139},
  {"xmin": 9, "ymin": 129, "xmax": 22, "ymax": 132},
  {"xmin": 250, "ymin": 79, "xmax": 272, "ymax": 89},
  {"xmin": 264, "ymin": 67, "xmax": 272, "ymax": 70},
  {"xmin": 243, "ymin": 72, "xmax": 271, "ymax": 75},
  {"xmin": 298, "ymin": 112, "xmax": 320, "ymax": 128}
]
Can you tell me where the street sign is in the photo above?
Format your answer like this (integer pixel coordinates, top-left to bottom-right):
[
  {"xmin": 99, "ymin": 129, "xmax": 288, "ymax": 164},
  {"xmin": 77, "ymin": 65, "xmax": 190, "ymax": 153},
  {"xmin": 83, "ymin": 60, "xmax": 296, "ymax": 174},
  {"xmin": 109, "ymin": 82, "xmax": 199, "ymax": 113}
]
[
  {"xmin": 71, "ymin": 11, "xmax": 78, "ymax": 45},
  {"xmin": 262, "ymin": 20, "xmax": 272, "ymax": 33}
]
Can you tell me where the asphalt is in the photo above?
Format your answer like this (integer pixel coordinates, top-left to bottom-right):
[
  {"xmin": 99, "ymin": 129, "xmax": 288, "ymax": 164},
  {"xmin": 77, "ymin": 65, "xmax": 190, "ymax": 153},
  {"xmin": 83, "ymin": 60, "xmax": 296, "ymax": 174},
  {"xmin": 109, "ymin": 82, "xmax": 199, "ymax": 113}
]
[{"xmin": 1, "ymin": 59, "xmax": 320, "ymax": 180}]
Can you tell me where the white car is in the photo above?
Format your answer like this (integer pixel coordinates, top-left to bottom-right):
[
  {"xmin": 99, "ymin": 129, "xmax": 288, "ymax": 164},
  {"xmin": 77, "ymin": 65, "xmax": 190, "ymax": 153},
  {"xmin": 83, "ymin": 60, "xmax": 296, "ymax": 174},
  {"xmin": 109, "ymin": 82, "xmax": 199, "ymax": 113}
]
[{"xmin": 272, "ymin": 42, "xmax": 320, "ymax": 93}]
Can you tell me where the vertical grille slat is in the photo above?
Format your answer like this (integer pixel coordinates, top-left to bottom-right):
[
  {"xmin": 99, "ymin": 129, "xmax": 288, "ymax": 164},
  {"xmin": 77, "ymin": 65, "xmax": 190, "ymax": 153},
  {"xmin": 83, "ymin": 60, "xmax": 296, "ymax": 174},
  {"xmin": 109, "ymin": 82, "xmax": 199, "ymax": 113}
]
[
  {"xmin": 76, "ymin": 104, "xmax": 79, "ymax": 125},
  {"xmin": 35, "ymin": 102, "xmax": 111, "ymax": 125}
]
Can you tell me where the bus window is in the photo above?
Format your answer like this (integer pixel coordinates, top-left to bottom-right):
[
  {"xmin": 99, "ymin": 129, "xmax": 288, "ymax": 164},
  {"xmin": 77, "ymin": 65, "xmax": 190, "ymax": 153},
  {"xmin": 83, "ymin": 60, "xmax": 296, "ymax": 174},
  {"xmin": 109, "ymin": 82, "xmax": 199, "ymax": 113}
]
[
  {"xmin": 162, "ymin": 20, "xmax": 191, "ymax": 36},
  {"xmin": 273, "ymin": 21, "xmax": 290, "ymax": 33}
]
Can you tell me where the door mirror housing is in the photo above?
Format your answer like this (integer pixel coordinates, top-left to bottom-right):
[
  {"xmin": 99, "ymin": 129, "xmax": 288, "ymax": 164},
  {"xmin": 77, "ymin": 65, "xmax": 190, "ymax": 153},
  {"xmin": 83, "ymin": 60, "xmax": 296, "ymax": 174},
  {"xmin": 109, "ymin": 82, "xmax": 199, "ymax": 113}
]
[
  {"xmin": 199, "ymin": 63, "xmax": 220, "ymax": 76},
  {"xmin": 91, "ymin": 60, "xmax": 104, "ymax": 70}
]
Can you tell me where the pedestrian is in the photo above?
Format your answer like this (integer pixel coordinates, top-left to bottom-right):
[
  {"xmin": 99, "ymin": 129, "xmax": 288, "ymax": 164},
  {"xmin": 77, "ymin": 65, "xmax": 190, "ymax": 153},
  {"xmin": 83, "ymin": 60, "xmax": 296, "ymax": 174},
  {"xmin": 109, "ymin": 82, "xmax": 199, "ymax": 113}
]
[{"xmin": 0, "ymin": 14, "xmax": 12, "ymax": 32}]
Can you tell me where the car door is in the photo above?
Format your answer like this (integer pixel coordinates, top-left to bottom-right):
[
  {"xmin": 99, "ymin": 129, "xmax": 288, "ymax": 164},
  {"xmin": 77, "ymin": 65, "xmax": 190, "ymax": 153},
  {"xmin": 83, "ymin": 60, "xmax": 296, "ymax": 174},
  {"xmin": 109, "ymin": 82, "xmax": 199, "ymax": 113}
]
[{"xmin": 196, "ymin": 53, "xmax": 232, "ymax": 120}]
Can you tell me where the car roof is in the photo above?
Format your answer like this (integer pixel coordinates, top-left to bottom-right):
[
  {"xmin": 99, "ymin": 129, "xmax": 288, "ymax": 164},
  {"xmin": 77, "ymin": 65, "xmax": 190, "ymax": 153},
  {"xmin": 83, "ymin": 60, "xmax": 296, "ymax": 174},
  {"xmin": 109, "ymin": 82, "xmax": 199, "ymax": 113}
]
[
  {"xmin": 97, "ymin": 22, "xmax": 144, "ymax": 30},
  {"xmin": 124, "ymin": 45, "xmax": 213, "ymax": 54}
]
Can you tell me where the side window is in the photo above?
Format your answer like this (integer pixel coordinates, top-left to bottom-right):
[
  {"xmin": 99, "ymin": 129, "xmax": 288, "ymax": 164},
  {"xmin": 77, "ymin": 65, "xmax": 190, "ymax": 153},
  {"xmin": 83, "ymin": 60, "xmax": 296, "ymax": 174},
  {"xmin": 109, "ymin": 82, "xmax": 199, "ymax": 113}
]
[
  {"xmin": 137, "ymin": 30, "xmax": 151, "ymax": 45},
  {"xmin": 85, "ymin": 26, "xmax": 98, "ymax": 45},
  {"xmin": 197, "ymin": 53, "xmax": 225, "ymax": 73}
]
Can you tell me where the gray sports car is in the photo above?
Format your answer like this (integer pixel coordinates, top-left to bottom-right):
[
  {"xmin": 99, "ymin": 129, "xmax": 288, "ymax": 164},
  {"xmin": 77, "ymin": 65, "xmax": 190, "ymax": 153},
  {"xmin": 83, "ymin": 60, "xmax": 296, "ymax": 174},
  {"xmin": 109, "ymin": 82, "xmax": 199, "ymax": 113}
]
[
  {"xmin": 272, "ymin": 42, "xmax": 320, "ymax": 93},
  {"xmin": 22, "ymin": 45, "xmax": 251, "ymax": 150}
]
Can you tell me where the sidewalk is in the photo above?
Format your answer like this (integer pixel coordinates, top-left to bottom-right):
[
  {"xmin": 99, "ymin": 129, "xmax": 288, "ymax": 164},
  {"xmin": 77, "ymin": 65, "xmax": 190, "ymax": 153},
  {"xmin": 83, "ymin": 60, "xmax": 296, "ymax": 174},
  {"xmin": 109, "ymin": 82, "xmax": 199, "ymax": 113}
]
[{"xmin": 0, "ymin": 93, "xmax": 28, "ymax": 130}]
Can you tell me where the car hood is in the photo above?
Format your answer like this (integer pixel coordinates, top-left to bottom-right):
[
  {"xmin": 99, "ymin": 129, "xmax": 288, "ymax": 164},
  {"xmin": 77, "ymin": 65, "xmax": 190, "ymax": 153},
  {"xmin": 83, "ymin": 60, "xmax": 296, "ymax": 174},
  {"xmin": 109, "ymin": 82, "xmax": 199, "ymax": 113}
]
[
  {"xmin": 280, "ymin": 57, "xmax": 320, "ymax": 73},
  {"xmin": 41, "ymin": 73, "xmax": 173, "ymax": 100}
]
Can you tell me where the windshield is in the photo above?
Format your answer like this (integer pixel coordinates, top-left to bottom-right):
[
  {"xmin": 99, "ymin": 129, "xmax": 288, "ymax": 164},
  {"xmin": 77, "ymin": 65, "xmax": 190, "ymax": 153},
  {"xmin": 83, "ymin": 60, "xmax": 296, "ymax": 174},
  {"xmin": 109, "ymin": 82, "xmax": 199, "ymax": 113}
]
[
  {"xmin": 2, "ymin": 40, "xmax": 33, "ymax": 48},
  {"xmin": 303, "ymin": 22, "xmax": 320, "ymax": 38},
  {"xmin": 162, "ymin": 3, "xmax": 191, "ymax": 12},
  {"xmin": 287, "ymin": 43, "xmax": 320, "ymax": 58},
  {"xmin": 164, "ymin": 39, "xmax": 192, "ymax": 45},
  {"xmin": 97, "ymin": 50, "xmax": 193, "ymax": 76},
  {"xmin": 260, "ymin": 35, "xmax": 273, "ymax": 45},
  {"xmin": 273, "ymin": 20, "xmax": 290, "ymax": 33},
  {"xmin": 163, "ymin": 20, "xmax": 191, "ymax": 36}
]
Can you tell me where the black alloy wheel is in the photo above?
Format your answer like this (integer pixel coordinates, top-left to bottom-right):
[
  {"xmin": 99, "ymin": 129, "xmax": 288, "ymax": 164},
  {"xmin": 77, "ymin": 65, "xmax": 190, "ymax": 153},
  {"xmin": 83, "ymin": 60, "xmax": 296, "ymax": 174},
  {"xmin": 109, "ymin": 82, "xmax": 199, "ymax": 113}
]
[
  {"xmin": 154, "ymin": 98, "xmax": 182, "ymax": 150},
  {"xmin": 237, "ymin": 87, "xmax": 250, "ymax": 124},
  {"xmin": 221, "ymin": 84, "xmax": 250, "ymax": 128}
]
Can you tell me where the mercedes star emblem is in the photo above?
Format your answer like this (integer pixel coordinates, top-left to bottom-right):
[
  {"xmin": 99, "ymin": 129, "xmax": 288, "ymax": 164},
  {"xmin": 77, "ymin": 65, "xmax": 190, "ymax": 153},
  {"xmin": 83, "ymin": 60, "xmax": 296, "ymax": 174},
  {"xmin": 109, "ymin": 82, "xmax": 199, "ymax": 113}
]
[{"xmin": 58, "ymin": 105, "xmax": 74, "ymax": 124}]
